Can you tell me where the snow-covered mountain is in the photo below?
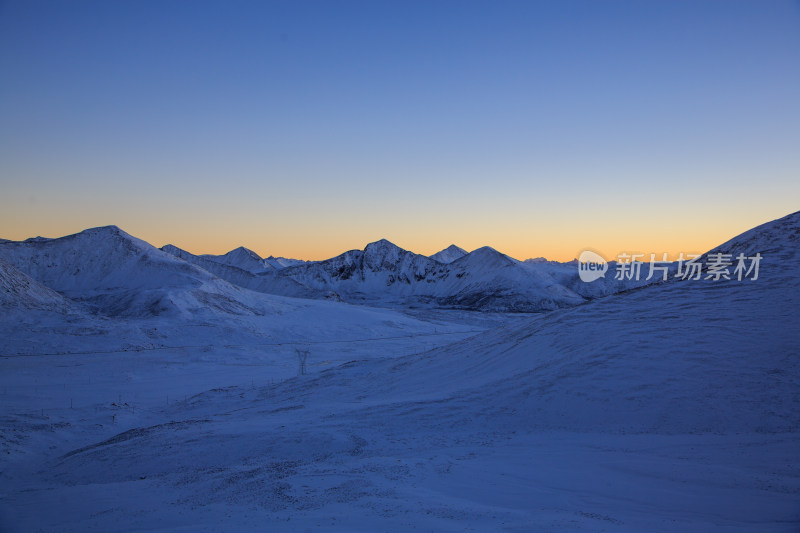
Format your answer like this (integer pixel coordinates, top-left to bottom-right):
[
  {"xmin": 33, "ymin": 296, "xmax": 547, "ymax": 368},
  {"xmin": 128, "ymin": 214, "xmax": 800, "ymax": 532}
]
[
  {"xmin": 161, "ymin": 243, "xmax": 268, "ymax": 287},
  {"xmin": 7, "ymin": 212, "xmax": 796, "ymax": 317},
  {"xmin": 194, "ymin": 246, "xmax": 307, "ymax": 272},
  {"xmin": 273, "ymin": 238, "xmax": 446, "ymax": 302},
  {"xmin": 264, "ymin": 255, "xmax": 307, "ymax": 269},
  {"xmin": 429, "ymin": 244, "xmax": 467, "ymax": 263},
  {"xmin": 272, "ymin": 240, "xmax": 610, "ymax": 311},
  {"xmin": 0, "ymin": 226, "xmax": 270, "ymax": 318},
  {"xmin": 161, "ymin": 244, "xmax": 325, "ymax": 300},
  {"xmin": 0, "ymin": 226, "xmax": 649, "ymax": 314}
]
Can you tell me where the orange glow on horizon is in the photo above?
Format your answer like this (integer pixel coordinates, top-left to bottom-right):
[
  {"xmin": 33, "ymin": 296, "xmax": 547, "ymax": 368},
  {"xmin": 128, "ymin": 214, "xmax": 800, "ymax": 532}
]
[{"xmin": 0, "ymin": 210, "xmax": 791, "ymax": 264}]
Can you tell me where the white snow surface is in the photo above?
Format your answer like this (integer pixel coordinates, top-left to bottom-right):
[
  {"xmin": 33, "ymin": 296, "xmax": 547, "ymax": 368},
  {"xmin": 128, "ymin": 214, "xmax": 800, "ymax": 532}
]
[{"xmin": 0, "ymin": 211, "xmax": 798, "ymax": 531}]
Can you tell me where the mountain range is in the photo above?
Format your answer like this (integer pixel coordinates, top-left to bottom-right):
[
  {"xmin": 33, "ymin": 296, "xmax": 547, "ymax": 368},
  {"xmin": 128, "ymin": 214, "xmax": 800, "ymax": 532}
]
[{"xmin": 2, "ymin": 212, "xmax": 797, "ymax": 317}]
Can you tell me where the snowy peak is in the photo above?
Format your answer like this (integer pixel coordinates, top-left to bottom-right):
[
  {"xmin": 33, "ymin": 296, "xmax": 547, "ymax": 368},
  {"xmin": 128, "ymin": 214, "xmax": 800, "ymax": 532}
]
[
  {"xmin": 199, "ymin": 246, "xmax": 273, "ymax": 274},
  {"xmin": 455, "ymin": 246, "xmax": 517, "ymax": 269},
  {"xmin": 363, "ymin": 239, "xmax": 409, "ymax": 270},
  {"xmin": 363, "ymin": 238, "xmax": 404, "ymax": 257},
  {"xmin": 223, "ymin": 246, "xmax": 262, "ymax": 262},
  {"xmin": 0, "ymin": 225, "xmax": 211, "ymax": 290},
  {"xmin": 0, "ymin": 226, "xmax": 250, "ymax": 317},
  {"xmin": 430, "ymin": 245, "xmax": 467, "ymax": 264}
]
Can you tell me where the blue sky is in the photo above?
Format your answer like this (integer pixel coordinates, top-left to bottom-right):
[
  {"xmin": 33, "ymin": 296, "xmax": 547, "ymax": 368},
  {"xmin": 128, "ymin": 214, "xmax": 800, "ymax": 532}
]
[{"xmin": 1, "ymin": 0, "xmax": 798, "ymax": 260}]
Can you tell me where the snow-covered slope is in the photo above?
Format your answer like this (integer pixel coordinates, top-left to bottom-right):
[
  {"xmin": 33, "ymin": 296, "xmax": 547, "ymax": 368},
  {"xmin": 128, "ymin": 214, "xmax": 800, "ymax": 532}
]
[
  {"xmin": 430, "ymin": 244, "xmax": 467, "ymax": 263},
  {"xmin": 355, "ymin": 210, "xmax": 800, "ymax": 430},
  {"xmin": 705, "ymin": 210, "xmax": 800, "ymax": 261},
  {"xmin": 0, "ymin": 257, "xmax": 76, "ymax": 312}
]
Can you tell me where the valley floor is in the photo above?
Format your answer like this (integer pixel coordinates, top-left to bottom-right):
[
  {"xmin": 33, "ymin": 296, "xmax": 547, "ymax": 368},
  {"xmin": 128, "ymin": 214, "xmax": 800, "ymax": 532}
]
[{"xmin": 1, "ymin": 304, "xmax": 798, "ymax": 532}]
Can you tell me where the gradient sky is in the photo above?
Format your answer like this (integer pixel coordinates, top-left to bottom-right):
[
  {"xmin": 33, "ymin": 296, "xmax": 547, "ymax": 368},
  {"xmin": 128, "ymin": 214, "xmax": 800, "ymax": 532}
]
[{"xmin": 1, "ymin": 0, "xmax": 798, "ymax": 261}]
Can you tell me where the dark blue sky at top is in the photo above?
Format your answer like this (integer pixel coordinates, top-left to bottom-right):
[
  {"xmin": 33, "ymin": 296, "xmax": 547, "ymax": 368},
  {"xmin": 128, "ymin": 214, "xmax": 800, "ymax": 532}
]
[{"xmin": 1, "ymin": 1, "xmax": 798, "ymax": 258}]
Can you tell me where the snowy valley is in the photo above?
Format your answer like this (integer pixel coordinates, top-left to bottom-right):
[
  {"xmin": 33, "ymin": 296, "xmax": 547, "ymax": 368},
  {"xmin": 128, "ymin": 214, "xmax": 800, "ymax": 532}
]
[{"xmin": 0, "ymin": 212, "xmax": 798, "ymax": 531}]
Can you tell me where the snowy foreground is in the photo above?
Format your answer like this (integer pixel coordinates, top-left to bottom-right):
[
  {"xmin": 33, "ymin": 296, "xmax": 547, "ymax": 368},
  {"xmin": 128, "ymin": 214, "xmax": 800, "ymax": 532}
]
[{"xmin": 1, "ymin": 213, "xmax": 799, "ymax": 531}]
